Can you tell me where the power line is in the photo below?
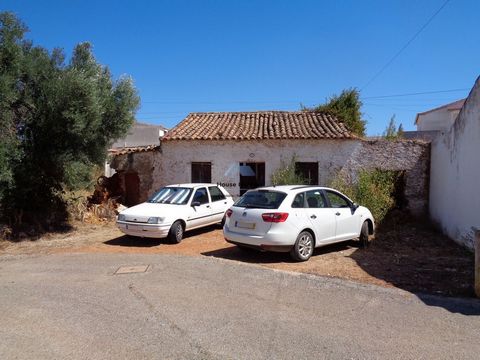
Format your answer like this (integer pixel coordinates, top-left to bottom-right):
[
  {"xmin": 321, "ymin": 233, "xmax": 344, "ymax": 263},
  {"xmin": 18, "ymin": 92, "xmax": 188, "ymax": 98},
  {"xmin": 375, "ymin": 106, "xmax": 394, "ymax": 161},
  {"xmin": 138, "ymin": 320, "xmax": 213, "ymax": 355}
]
[
  {"xmin": 360, "ymin": 0, "xmax": 452, "ymax": 91},
  {"xmin": 362, "ymin": 88, "xmax": 469, "ymax": 99}
]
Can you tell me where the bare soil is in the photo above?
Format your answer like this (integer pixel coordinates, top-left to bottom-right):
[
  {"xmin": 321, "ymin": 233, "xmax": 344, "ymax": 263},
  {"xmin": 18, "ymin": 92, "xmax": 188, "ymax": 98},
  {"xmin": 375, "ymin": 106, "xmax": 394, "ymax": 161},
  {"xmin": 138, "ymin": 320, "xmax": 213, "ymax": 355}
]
[{"xmin": 0, "ymin": 211, "xmax": 475, "ymax": 298}]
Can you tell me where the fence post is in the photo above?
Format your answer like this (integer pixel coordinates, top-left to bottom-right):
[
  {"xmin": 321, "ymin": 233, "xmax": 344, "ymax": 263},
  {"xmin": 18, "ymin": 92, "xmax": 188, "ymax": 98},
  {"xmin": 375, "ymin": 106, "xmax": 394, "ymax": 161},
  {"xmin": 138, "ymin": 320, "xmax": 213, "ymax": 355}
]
[{"xmin": 476, "ymin": 230, "xmax": 480, "ymax": 298}]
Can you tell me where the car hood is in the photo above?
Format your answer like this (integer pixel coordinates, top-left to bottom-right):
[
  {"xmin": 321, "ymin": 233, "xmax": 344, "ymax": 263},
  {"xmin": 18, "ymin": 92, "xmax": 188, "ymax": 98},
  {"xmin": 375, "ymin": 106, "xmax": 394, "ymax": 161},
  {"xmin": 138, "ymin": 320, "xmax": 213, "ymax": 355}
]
[{"xmin": 120, "ymin": 202, "xmax": 185, "ymax": 218}]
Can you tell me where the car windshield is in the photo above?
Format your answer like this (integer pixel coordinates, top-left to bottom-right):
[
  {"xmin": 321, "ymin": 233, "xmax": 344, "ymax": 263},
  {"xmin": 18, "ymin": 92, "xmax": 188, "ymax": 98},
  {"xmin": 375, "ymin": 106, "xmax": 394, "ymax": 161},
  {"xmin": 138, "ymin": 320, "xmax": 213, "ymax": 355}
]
[
  {"xmin": 148, "ymin": 187, "xmax": 192, "ymax": 205},
  {"xmin": 233, "ymin": 190, "xmax": 287, "ymax": 209}
]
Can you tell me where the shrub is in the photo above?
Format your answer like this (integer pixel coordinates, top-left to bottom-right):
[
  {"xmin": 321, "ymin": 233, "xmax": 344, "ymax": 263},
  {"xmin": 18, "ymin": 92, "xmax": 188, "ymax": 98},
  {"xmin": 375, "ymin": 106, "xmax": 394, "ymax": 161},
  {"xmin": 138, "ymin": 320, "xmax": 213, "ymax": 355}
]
[
  {"xmin": 271, "ymin": 156, "xmax": 308, "ymax": 186},
  {"xmin": 330, "ymin": 169, "xmax": 400, "ymax": 223}
]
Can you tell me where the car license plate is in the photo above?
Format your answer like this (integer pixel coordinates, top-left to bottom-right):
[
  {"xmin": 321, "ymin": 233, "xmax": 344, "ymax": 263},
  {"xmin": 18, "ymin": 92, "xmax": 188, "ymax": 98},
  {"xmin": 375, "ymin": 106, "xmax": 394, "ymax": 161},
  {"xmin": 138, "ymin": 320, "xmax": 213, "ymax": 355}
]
[
  {"xmin": 236, "ymin": 221, "xmax": 255, "ymax": 230},
  {"xmin": 126, "ymin": 224, "xmax": 141, "ymax": 230}
]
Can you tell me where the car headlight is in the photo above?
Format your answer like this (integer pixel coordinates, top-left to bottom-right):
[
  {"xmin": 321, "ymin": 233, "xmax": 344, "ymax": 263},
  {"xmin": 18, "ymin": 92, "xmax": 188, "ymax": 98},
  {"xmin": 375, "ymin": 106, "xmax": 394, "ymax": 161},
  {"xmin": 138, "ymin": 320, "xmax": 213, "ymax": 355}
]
[
  {"xmin": 117, "ymin": 214, "xmax": 126, "ymax": 221},
  {"xmin": 147, "ymin": 217, "xmax": 164, "ymax": 224}
]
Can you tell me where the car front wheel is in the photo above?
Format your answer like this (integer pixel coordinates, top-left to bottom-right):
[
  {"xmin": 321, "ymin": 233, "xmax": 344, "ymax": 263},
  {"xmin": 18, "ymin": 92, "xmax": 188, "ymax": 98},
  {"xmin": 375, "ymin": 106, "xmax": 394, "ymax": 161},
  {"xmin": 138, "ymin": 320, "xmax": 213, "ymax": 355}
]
[
  {"xmin": 168, "ymin": 221, "xmax": 184, "ymax": 244},
  {"xmin": 359, "ymin": 221, "xmax": 371, "ymax": 248},
  {"xmin": 290, "ymin": 231, "xmax": 314, "ymax": 262}
]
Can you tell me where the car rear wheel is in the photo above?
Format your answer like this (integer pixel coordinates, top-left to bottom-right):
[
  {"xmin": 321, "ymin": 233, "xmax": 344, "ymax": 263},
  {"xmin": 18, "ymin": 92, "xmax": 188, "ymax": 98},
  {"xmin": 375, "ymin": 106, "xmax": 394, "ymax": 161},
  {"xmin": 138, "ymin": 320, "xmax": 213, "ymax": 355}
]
[
  {"xmin": 290, "ymin": 231, "xmax": 314, "ymax": 262},
  {"xmin": 359, "ymin": 221, "xmax": 371, "ymax": 248},
  {"xmin": 168, "ymin": 221, "xmax": 184, "ymax": 244}
]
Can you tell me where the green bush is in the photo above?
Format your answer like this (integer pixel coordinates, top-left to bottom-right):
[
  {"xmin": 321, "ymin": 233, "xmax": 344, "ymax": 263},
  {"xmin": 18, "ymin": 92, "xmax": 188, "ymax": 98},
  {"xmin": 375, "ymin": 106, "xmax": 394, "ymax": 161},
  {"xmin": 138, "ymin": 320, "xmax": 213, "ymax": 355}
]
[
  {"xmin": 330, "ymin": 169, "xmax": 400, "ymax": 223},
  {"xmin": 271, "ymin": 156, "xmax": 308, "ymax": 186}
]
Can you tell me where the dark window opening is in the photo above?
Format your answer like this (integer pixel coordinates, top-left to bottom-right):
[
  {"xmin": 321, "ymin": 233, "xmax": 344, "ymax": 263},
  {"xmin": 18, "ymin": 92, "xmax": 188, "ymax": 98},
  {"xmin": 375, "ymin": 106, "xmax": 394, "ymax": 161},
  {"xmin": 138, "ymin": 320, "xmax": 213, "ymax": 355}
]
[
  {"xmin": 295, "ymin": 162, "xmax": 319, "ymax": 185},
  {"xmin": 191, "ymin": 162, "xmax": 211, "ymax": 183},
  {"xmin": 239, "ymin": 162, "xmax": 265, "ymax": 195}
]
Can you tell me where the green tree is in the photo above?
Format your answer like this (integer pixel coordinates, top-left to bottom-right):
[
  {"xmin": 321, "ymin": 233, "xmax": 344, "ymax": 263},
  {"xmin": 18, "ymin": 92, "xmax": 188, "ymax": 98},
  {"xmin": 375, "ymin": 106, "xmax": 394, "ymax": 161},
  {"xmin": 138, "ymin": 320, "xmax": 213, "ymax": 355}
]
[
  {"xmin": 383, "ymin": 115, "xmax": 404, "ymax": 140},
  {"xmin": 0, "ymin": 12, "xmax": 139, "ymax": 228},
  {"xmin": 308, "ymin": 88, "xmax": 366, "ymax": 136},
  {"xmin": 397, "ymin": 123, "xmax": 404, "ymax": 138}
]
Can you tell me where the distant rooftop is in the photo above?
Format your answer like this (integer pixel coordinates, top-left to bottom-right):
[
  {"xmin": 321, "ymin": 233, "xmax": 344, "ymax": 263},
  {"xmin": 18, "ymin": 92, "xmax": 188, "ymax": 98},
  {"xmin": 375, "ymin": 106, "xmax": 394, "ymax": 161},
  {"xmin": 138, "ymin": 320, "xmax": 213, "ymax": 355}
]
[
  {"xmin": 110, "ymin": 122, "xmax": 168, "ymax": 149},
  {"xmin": 415, "ymin": 99, "xmax": 466, "ymax": 124}
]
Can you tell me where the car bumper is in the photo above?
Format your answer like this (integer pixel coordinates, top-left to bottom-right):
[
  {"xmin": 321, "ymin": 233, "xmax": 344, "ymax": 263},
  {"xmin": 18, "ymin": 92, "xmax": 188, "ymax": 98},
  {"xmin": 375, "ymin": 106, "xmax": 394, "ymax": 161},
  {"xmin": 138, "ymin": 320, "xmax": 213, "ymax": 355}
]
[
  {"xmin": 116, "ymin": 221, "xmax": 171, "ymax": 238},
  {"xmin": 223, "ymin": 225, "xmax": 294, "ymax": 252}
]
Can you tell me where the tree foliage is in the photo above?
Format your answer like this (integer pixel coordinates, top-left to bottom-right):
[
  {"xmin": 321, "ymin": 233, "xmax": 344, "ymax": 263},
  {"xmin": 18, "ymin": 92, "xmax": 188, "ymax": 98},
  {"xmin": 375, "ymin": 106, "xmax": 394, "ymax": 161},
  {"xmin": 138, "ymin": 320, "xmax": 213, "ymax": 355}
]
[
  {"xmin": 383, "ymin": 114, "xmax": 404, "ymax": 140},
  {"xmin": 308, "ymin": 88, "xmax": 366, "ymax": 136},
  {"xmin": 0, "ymin": 12, "xmax": 139, "ymax": 227}
]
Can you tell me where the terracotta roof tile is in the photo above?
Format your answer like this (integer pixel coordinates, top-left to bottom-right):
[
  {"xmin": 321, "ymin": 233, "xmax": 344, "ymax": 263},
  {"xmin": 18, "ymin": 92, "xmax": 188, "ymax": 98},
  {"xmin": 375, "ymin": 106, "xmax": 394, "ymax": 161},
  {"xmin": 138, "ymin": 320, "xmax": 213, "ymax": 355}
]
[
  {"xmin": 108, "ymin": 145, "xmax": 160, "ymax": 156},
  {"xmin": 163, "ymin": 111, "xmax": 355, "ymax": 141}
]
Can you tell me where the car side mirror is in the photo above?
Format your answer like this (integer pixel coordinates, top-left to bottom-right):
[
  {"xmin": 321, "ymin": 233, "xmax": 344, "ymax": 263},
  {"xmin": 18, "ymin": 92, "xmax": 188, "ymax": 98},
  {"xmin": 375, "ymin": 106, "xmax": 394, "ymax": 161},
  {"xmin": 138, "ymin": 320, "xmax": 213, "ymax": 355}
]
[
  {"xmin": 351, "ymin": 202, "xmax": 359, "ymax": 213},
  {"xmin": 192, "ymin": 201, "xmax": 201, "ymax": 207}
]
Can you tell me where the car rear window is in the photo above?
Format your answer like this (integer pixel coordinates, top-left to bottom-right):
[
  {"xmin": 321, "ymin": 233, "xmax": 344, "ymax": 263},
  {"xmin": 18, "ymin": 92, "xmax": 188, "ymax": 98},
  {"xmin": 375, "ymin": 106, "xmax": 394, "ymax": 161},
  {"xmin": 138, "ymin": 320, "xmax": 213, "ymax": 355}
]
[{"xmin": 233, "ymin": 190, "xmax": 287, "ymax": 209}]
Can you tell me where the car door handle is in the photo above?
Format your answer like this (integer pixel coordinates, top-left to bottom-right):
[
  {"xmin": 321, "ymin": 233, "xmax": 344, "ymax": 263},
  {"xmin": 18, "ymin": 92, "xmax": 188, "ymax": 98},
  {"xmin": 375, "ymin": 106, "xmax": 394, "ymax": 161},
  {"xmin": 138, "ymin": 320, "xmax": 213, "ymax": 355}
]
[
  {"xmin": 207, "ymin": 205, "xmax": 211, "ymax": 208},
  {"xmin": 310, "ymin": 215, "xmax": 317, "ymax": 219},
  {"xmin": 335, "ymin": 212, "xmax": 341, "ymax": 216}
]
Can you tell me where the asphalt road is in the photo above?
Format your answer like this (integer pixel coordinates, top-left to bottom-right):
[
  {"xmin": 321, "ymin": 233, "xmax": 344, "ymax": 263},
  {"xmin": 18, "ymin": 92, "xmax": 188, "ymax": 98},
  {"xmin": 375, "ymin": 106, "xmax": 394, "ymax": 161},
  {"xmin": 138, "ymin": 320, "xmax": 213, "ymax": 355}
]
[{"xmin": 1, "ymin": 253, "xmax": 479, "ymax": 359}]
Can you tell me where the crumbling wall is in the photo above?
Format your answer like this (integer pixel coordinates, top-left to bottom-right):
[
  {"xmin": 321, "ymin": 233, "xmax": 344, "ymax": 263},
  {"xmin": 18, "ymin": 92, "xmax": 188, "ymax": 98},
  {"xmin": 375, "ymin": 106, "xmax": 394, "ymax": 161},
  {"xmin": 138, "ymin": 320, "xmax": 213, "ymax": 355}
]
[
  {"xmin": 341, "ymin": 139, "xmax": 431, "ymax": 216},
  {"xmin": 110, "ymin": 149, "xmax": 161, "ymax": 204}
]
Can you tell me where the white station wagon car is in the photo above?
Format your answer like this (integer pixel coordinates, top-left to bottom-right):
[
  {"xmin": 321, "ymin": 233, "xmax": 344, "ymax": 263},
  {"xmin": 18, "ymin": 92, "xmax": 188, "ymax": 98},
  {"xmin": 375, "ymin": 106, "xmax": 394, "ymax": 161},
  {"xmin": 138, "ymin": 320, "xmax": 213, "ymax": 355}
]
[
  {"xmin": 117, "ymin": 184, "xmax": 234, "ymax": 243},
  {"xmin": 223, "ymin": 185, "xmax": 375, "ymax": 261}
]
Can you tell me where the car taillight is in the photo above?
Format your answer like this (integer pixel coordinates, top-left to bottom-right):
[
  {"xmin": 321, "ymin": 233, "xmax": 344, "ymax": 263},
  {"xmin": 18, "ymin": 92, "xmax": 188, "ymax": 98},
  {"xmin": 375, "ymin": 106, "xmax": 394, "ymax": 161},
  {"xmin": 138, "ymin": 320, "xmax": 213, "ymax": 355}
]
[
  {"xmin": 262, "ymin": 212, "xmax": 289, "ymax": 223},
  {"xmin": 226, "ymin": 209, "xmax": 233, "ymax": 218}
]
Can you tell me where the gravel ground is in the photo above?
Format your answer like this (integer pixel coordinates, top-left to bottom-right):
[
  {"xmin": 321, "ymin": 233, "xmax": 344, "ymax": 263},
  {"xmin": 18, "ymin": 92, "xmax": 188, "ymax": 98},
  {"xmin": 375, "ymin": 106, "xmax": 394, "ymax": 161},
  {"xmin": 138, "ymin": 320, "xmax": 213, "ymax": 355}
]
[{"xmin": 1, "ymin": 211, "xmax": 474, "ymax": 298}]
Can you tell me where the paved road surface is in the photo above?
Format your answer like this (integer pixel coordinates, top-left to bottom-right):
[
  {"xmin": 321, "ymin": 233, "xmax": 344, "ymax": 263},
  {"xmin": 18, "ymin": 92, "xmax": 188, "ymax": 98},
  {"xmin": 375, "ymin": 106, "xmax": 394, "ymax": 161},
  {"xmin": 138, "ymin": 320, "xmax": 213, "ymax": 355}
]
[{"xmin": 0, "ymin": 253, "xmax": 479, "ymax": 359}]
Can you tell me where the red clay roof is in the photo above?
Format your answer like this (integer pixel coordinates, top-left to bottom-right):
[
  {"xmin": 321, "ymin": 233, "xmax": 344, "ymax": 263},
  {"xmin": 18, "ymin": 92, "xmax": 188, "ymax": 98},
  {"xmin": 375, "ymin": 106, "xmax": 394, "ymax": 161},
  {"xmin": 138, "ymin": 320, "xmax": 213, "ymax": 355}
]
[
  {"xmin": 108, "ymin": 145, "xmax": 160, "ymax": 156},
  {"xmin": 163, "ymin": 111, "xmax": 355, "ymax": 141}
]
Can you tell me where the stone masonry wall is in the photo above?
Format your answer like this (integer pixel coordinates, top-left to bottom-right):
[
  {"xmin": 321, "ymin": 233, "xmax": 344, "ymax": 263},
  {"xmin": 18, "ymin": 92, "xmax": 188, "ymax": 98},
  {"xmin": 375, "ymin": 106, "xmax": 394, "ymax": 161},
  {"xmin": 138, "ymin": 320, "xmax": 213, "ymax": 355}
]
[
  {"xmin": 110, "ymin": 149, "xmax": 162, "ymax": 203},
  {"xmin": 342, "ymin": 140, "xmax": 431, "ymax": 215}
]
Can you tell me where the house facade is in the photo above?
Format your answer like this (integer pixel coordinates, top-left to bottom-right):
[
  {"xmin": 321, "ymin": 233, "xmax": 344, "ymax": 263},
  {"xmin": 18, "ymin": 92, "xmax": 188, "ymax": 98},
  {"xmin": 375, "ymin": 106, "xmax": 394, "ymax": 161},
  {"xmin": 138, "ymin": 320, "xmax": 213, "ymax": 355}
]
[{"xmin": 111, "ymin": 111, "xmax": 430, "ymax": 215}]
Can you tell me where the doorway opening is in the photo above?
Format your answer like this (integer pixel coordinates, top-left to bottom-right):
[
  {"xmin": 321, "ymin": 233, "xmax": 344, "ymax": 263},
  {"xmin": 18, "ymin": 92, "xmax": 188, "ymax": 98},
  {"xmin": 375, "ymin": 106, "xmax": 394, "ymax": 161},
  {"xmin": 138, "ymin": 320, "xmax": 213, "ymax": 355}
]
[
  {"xmin": 239, "ymin": 162, "xmax": 265, "ymax": 195},
  {"xmin": 124, "ymin": 172, "xmax": 140, "ymax": 206}
]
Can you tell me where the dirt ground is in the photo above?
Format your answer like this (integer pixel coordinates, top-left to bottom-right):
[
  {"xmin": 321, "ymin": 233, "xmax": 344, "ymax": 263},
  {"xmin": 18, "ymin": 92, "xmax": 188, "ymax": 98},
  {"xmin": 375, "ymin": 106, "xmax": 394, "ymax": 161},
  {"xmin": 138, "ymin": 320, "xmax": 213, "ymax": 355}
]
[{"xmin": 0, "ymin": 211, "xmax": 475, "ymax": 298}]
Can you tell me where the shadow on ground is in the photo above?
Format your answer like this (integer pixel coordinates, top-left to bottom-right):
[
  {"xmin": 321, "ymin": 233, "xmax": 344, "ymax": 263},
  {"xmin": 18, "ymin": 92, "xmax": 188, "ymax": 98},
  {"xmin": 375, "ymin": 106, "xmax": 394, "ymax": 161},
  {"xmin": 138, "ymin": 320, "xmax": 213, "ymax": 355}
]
[
  {"xmin": 202, "ymin": 241, "xmax": 356, "ymax": 264},
  {"xmin": 348, "ymin": 210, "xmax": 479, "ymax": 315},
  {"xmin": 103, "ymin": 224, "xmax": 223, "ymax": 248}
]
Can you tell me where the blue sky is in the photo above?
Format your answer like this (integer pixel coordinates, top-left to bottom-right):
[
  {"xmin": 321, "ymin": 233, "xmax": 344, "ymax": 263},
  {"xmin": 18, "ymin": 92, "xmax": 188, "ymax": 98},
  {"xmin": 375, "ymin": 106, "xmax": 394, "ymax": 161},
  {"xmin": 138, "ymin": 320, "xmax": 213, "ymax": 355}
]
[{"xmin": 2, "ymin": 0, "xmax": 479, "ymax": 135}]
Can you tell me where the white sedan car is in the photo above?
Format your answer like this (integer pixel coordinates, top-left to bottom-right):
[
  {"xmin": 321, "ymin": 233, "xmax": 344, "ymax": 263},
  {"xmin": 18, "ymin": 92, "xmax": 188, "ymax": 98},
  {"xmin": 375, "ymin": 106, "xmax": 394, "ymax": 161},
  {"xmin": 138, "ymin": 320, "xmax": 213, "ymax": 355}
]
[
  {"xmin": 117, "ymin": 183, "xmax": 234, "ymax": 243},
  {"xmin": 223, "ymin": 186, "xmax": 375, "ymax": 261}
]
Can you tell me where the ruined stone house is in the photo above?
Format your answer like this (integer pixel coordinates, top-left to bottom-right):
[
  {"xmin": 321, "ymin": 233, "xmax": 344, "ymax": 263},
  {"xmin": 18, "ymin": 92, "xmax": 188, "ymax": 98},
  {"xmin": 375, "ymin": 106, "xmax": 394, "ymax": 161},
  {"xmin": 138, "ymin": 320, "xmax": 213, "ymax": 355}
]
[{"xmin": 110, "ymin": 111, "xmax": 430, "ymax": 215}]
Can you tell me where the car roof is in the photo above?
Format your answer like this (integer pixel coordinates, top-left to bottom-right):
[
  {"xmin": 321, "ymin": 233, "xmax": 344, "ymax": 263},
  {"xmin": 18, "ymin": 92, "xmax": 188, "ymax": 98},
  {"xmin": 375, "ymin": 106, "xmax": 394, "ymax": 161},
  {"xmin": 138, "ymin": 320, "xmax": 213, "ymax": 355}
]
[
  {"xmin": 254, "ymin": 185, "xmax": 331, "ymax": 192},
  {"xmin": 165, "ymin": 183, "xmax": 219, "ymax": 188}
]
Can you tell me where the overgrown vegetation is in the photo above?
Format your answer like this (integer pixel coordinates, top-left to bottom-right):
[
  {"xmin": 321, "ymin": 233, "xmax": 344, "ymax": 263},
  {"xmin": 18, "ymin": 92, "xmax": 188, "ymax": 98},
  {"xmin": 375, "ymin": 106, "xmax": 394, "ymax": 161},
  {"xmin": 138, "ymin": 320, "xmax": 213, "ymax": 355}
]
[
  {"xmin": 305, "ymin": 88, "xmax": 366, "ymax": 136},
  {"xmin": 0, "ymin": 12, "xmax": 139, "ymax": 233},
  {"xmin": 383, "ymin": 115, "xmax": 404, "ymax": 140},
  {"xmin": 271, "ymin": 156, "xmax": 308, "ymax": 186},
  {"xmin": 330, "ymin": 169, "xmax": 401, "ymax": 223}
]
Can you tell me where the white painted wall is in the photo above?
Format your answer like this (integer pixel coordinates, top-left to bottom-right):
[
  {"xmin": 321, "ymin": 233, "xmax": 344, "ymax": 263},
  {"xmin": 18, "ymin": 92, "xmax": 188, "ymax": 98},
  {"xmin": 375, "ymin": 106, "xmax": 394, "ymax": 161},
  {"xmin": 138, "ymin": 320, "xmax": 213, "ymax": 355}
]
[
  {"xmin": 417, "ymin": 108, "xmax": 460, "ymax": 131},
  {"xmin": 154, "ymin": 139, "xmax": 362, "ymax": 199},
  {"xmin": 430, "ymin": 78, "xmax": 480, "ymax": 250}
]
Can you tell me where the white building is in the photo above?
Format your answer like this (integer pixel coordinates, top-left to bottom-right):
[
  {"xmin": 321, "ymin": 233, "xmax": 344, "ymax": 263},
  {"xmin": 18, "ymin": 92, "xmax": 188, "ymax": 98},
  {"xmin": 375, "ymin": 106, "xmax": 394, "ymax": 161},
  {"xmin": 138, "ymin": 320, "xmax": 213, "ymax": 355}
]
[
  {"xmin": 429, "ymin": 78, "xmax": 480, "ymax": 250},
  {"xmin": 415, "ymin": 98, "xmax": 465, "ymax": 132}
]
